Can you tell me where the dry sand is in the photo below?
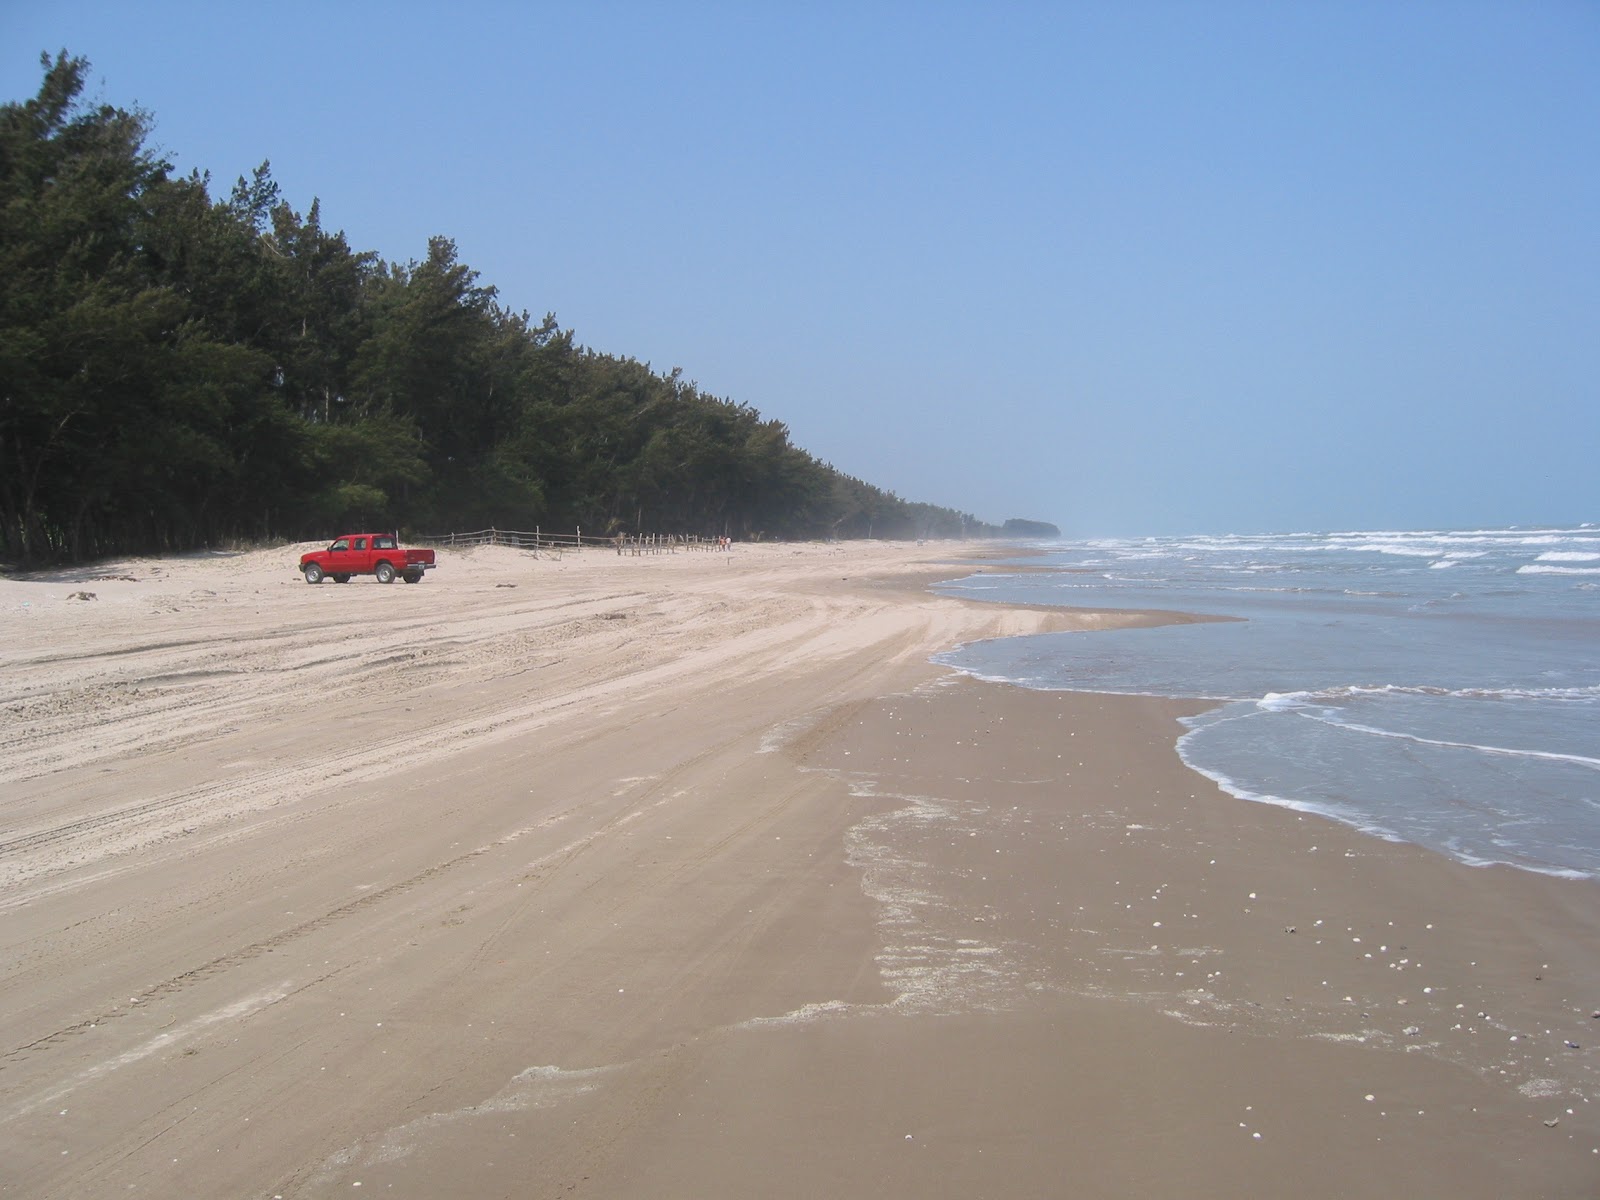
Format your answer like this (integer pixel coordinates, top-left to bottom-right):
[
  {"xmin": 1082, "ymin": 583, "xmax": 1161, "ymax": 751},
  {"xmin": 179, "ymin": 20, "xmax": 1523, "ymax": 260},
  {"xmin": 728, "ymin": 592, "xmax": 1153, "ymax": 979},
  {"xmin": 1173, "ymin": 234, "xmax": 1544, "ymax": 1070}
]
[{"xmin": 1, "ymin": 540, "xmax": 1597, "ymax": 1197}]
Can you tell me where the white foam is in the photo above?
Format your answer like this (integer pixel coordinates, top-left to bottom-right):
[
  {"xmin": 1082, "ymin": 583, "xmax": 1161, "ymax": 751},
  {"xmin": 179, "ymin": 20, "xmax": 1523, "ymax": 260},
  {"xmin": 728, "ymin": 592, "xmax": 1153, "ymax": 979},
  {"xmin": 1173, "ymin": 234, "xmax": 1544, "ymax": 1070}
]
[
  {"xmin": 839, "ymin": 788, "xmax": 1031, "ymax": 1015},
  {"xmin": 1175, "ymin": 729, "xmax": 1412, "ymax": 845},
  {"xmin": 758, "ymin": 715, "xmax": 814, "ymax": 754},
  {"xmin": 307, "ymin": 1062, "xmax": 620, "ymax": 1183},
  {"xmin": 1446, "ymin": 850, "xmax": 1594, "ymax": 881},
  {"xmin": 1303, "ymin": 712, "xmax": 1600, "ymax": 772},
  {"xmin": 737, "ymin": 1000, "xmax": 859, "ymax": 1029},
  {"xmin": 1372, "ymin": 544, "xmax": 1448, "ymax": 557},
  {"xmin": 1255, "ymin": 681, "xmax": 1597, "ymax": 705},
  {"xmin": 1518, "ymin": 1078, "xmax": 1568, "ymax": 1099},
  {"xmin": 1256, "ymin": 691, "xmax": 1317, "ymax": 712}
]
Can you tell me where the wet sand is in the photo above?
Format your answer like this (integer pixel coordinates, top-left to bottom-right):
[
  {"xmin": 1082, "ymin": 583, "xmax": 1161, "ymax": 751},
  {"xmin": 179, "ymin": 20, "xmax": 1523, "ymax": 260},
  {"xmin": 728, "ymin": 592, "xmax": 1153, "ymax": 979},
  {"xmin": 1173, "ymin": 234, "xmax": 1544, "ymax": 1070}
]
[{"xmin": 1, "ymin": 541, "xmax": 1596, "ymax": 1197}]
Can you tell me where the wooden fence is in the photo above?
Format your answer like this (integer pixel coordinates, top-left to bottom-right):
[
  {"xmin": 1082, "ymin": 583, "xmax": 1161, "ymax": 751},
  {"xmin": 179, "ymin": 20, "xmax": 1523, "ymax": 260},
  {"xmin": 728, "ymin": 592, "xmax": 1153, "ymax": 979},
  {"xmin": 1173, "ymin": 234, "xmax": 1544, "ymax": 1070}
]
[{"xmin": 415, "ymin": 527, "xmax": 729, "ymax": 557}]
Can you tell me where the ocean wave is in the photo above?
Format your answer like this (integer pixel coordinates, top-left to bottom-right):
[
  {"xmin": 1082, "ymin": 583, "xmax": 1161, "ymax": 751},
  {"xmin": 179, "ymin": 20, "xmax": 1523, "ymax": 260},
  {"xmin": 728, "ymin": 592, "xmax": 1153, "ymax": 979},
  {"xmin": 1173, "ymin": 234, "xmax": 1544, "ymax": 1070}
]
[
  {"xmin": 1176, "ymin": 702, "xmax": 1600, "ymax": 879},
  {"xmin": 1173, "ymin": 733, "xmax": 1411, "ymax": 844},
  {"xmin": 1080, "ymin": 528, "xmax": 1600, "ymax": 571},
  {"xmin": 943, "ymin": 525, "xmax": 1600, "ymax": 882},
  {"xmin": 1256, "ymin": 706, "xmax": 1600, "ymax": 772},
  {"xmin": 1254, "ymin": 682, "xmax": 1600, "ymax": 706},
  {"xmin": 1371, "ymin": 545, "xmax": 1446, "ymax": 557},
  {"xmin": 1222, "ymin": 586, "xmax": 1324, "ymax": 595},
  {"xmin": 1435, "ymin": 850, "xmax": 1594, "ymax": 881},
  {"xmin": 1256, "ymin": 691, "xmax": 1320, "ymax": 712}
]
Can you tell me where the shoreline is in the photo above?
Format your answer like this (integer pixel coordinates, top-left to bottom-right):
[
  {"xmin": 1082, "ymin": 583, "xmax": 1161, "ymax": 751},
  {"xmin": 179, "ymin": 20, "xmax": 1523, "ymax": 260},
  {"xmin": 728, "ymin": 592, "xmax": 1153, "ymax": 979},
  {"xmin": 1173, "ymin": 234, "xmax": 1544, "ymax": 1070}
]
[
  {"xmin": 597, "ymin": 676, "xmax": 1600, "ymax": 1198},
  {"xmin": 2, "ymin": 540, "xmax": 1596, "ymax": 1196},
  {"xmin": 932, "ymin": 534, "xmax": 1600, "ymax": 886}
]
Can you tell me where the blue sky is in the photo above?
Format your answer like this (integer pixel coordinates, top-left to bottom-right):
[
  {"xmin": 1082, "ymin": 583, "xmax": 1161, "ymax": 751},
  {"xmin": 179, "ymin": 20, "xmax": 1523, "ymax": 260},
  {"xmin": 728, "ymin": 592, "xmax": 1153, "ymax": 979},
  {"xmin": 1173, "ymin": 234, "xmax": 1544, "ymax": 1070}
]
[{"xmin": 5, "ymin": 2, "xmax": 1596, "ymax": 536}]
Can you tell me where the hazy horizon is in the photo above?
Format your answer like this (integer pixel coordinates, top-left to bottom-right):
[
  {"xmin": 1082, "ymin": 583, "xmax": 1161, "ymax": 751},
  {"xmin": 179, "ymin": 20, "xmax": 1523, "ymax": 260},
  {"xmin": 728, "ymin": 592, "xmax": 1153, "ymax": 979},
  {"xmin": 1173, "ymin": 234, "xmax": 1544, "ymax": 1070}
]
[{"xmin": 5, "ymin": 3, "xmax": 1595, "ymax": 538}]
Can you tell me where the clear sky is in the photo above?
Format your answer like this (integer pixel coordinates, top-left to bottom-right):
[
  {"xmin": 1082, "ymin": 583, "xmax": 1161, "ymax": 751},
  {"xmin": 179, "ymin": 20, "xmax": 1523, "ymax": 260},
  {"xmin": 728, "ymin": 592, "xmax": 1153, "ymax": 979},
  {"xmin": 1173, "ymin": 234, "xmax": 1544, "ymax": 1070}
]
[{"xmin": 5, "ymin": 1, "xmax": 1596, "ymax": 536}]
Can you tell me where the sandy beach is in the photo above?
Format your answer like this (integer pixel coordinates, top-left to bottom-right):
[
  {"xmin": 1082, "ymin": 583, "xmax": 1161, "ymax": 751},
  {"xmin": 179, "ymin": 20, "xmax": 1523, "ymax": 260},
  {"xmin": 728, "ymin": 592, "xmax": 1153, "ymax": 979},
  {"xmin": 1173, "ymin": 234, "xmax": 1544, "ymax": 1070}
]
[{"xmin": 2, "ymin": 539, "xmax": 1597, "ymax": 1198}]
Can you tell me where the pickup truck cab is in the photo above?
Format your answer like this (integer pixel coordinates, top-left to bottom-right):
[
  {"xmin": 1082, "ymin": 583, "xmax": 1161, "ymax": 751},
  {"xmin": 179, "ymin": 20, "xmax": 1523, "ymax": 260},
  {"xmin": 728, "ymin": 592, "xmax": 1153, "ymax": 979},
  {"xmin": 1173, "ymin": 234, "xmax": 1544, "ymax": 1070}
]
[{"xmin": 300, "ymin": 533, "xmax": 436, "ymax": 584}]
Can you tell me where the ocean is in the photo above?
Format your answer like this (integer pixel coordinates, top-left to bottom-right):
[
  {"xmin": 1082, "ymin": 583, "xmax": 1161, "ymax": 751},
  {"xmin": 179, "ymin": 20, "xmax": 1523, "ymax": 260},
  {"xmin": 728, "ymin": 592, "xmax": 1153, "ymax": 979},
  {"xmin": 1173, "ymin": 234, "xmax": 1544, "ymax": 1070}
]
[{"xmin": 932, "ymin": 527, "xmax": 1600, "ymax": 880}]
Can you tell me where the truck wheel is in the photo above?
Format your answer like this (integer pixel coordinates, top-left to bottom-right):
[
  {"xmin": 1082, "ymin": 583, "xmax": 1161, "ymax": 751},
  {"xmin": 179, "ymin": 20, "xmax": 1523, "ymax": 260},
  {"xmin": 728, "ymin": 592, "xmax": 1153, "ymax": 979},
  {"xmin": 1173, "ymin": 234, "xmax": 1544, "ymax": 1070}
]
[
  {"xmin": 402, "ymin": 571, "xmax": 422, "ymax": 584},
  {"xmin": 374, "ymin": 561, "xmax": 396, "ymax": 584},
  {"xmin": 332, "ymin": 574, "xmax": 351, "ymax": 584},
  {"xmin": 303, "ymin": 563, "xmax": 324, "ymax": 584}
]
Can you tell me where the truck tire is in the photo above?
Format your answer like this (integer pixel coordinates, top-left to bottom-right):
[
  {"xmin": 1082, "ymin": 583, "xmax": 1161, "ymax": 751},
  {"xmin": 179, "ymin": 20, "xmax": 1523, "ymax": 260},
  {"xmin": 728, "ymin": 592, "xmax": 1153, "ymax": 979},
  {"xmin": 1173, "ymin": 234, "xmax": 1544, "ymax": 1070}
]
[
  {"xmin": 374, "ymin": 561, "xmax": 396, "ymax": 584},
  {"xmin": 303, "ymin": 563, "xmax": 324, "ymax": 584},
  {"xmin": 332, "ymin": 574, "xmax": 351, "ymax": 584},
  {"xmin": 402, "ymin": 571, "xmax": 422, "ymax": 584}
]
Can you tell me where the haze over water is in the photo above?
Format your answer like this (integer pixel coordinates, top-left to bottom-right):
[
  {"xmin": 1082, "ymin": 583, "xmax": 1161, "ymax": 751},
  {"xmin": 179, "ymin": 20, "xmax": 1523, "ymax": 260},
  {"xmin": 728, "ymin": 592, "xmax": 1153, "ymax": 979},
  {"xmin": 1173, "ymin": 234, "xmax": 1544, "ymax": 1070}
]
[{"xmin": 934, "ymin": 528, "xmax": 1600, "ymax": 879}]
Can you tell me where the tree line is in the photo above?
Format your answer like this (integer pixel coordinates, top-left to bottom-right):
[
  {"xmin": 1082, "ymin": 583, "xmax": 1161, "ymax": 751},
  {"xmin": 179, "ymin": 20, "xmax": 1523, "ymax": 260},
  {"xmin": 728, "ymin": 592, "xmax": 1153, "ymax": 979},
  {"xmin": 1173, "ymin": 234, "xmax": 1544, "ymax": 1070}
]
[{"xmin": 1, "ymin": 52, "xmax": 1007, "ymax": 565}]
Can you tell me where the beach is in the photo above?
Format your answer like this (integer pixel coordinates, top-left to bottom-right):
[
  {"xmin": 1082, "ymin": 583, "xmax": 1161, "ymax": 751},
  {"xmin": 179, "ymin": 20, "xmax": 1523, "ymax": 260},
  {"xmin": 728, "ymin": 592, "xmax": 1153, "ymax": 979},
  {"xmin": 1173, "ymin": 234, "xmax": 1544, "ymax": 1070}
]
[{"xmin": 2, "ymin": 540, "xmax": 1596, "ymax": 1198}]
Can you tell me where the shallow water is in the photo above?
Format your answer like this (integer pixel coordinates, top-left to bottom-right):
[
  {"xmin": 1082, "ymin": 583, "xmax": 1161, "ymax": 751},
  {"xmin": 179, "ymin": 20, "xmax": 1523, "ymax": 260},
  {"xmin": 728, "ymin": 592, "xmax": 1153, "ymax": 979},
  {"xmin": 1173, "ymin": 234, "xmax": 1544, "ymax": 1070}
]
[{"xmin": 933, "ymin": 528, "xmax": 1600, "ymax": 878}]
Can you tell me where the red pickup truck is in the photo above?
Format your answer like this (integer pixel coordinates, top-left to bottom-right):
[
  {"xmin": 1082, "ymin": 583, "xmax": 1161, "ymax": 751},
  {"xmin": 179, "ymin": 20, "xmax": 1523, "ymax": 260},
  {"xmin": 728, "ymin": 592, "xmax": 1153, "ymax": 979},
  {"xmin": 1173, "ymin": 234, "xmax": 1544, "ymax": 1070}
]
[{"xmin": 299, "ymin": 533, "xmax": 436, "ymax": 584}]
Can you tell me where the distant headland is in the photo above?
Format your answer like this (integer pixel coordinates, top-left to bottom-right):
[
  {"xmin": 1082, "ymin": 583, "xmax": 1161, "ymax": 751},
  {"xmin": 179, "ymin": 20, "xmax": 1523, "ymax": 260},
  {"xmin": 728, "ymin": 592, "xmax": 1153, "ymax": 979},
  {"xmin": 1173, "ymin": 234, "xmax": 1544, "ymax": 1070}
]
[{"xmin": 1002, "ymin": 519, "xmax": 1061, "ymax": 539}]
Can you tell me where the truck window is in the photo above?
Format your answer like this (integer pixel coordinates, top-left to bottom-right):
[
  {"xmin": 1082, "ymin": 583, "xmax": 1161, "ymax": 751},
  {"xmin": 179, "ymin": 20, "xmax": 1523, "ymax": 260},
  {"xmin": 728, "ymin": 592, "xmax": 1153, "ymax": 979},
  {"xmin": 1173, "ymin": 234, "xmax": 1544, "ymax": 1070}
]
[
  {"xmin": 374, "ymin": 536, "xmax": 395, "ymax": 549},
  {"xmin": 353, "ymin": 537, "xmax": 367, "ymax": 551},
  {"xmin": 330, "ymin": 539, "xmax": 349, "ymax": 552}
]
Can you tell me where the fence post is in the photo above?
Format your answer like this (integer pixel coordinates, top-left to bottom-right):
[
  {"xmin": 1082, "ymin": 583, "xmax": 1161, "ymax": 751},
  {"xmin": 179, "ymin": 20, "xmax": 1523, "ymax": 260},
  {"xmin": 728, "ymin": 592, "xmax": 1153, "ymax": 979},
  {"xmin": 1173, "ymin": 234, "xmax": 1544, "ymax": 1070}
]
[{"xmin": 576, "ymin": 526, "xmax": 581, "ymax": 546}]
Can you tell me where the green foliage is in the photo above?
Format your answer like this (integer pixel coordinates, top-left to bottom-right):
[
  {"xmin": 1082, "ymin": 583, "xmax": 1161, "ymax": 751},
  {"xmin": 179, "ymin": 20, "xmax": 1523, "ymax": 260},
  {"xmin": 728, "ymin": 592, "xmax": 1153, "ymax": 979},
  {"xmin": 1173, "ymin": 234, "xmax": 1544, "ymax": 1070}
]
[
  {"xmin": 0, "ymin": 54, "xmax": 1006, "ymax": 564},
  {"xmin": 1002, "ymin": 518, "xmax": 1061, "ymax": 538}
]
